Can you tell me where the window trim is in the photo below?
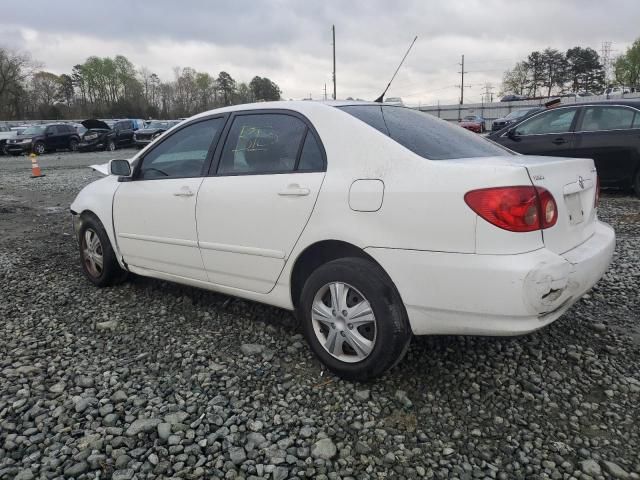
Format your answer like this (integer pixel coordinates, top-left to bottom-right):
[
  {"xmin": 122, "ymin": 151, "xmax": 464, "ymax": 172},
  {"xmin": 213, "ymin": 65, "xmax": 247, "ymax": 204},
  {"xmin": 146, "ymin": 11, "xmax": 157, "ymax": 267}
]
[
  {"xmin": 132, "ymin": 114, "xmax": 229, "ymax": 182},
  {"xmin": 503, "ymin": 106, "xmax": 580, "ymax": 137},
  {"xmin": 574, "ymin": 104, "xmax": 640, "ymax": 134},
  {"xmin": 208, "ymin": 109, "xmax": 327, "ymax": 177}
]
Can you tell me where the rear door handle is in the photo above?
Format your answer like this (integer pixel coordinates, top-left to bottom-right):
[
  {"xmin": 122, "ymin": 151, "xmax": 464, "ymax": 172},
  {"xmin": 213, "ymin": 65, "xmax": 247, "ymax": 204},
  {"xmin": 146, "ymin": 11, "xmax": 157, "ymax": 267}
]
[
  {"xmin": 552, "ymin": 137, "xmax": 567, "ymax": 145},
  {"xmin": 173, "ymin": 187, "xmax": 194, "ymax": 197},
  {"xmin": 278, "ymin": 184, "xmax": 310, "ymax": 196}
]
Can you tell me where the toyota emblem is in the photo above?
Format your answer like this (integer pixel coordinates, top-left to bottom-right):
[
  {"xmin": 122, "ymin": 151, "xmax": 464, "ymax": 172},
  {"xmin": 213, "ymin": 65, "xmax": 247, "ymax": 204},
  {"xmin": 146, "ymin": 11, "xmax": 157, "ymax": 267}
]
[{"xmin": 578, "ymin": 176, "xmax": 585, "ymax": 189}]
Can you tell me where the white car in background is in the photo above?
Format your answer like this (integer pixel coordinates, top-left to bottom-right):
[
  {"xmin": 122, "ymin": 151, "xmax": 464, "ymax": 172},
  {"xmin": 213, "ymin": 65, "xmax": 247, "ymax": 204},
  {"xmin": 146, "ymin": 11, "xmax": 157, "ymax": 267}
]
[{"xmin": 70, "ymin": 101, "xmax": 615, "ymax": 380}]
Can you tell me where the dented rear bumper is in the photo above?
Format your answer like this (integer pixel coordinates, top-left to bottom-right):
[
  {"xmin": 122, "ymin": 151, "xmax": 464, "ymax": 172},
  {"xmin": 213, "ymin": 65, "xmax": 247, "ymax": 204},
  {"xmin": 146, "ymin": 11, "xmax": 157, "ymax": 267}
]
[{"xmin": 365, "ymin": 220, "xmax": 615, "ymax": 336}]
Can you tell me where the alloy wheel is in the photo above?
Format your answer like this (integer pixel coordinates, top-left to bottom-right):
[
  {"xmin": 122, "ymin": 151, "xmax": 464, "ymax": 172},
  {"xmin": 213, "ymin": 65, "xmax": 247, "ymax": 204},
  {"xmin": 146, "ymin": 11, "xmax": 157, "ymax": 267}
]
[
  {"xmin": 34, "ymin": 143, "xmax": 45, "ymax": 155},
  {"xmin": 311, "ymin": 282, "xmax": 377, "ymax": 363},
  {"xmin": 81, "ymin": 228, "xmax": 104, "ymax": 278}
]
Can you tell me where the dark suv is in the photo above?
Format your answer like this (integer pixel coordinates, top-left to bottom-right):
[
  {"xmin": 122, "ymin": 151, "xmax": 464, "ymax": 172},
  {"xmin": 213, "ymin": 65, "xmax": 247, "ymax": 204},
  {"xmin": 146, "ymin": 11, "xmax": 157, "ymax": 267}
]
[
  {"xmin": 5, "ymin": 123, "xmax": 80, "ymax": 155},
  {"xmin": 78, "ymin": 119, "xmax": 135, "ymax": 152}
]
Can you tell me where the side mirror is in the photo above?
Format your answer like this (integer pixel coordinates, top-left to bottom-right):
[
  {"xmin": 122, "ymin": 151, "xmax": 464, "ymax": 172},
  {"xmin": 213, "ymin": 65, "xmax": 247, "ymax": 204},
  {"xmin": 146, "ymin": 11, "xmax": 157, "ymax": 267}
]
[
  {"xmin": 109, "ymin": 159, "xmax": 132, "ymax": 177},
  {"xmin": 507, "ymin": 127, "xmax": 518, "ymax": 139}
]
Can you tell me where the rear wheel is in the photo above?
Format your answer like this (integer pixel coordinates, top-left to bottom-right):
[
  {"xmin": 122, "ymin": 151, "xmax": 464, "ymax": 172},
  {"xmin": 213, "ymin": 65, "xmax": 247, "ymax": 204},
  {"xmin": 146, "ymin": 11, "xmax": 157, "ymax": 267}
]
[
  {"xmin": 69, "ymin": 138, "xmax": 78, "ymax": 151},
  {"xmin": 299, "ymin": 257, "xmax": 411, "ymax": 381},
  {"xmin": 106, "ymin": 140, "xmax": 116, "ymax": 152},
  {"xmin": 78, "ymin": 215, "xmax": 127, "ymax": 287},
  {"xmin": 635, "ymin": 171, "xmax": 640, "ymax": 199}
]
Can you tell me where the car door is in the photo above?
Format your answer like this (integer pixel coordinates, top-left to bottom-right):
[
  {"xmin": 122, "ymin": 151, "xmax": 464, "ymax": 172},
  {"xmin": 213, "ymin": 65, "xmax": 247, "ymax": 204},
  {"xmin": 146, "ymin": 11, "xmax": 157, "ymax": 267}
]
[
  {"xmin": 497, "ymin": 106, "xmax": 579, "ymax": 156},
  {"xmin": 116, "ymin": 121, "xmax": 133, "ymax": 146},
  {"xmin": 45, "ymin": 125, "xmax": 60, "ymax": 150},
  {"xmin": 113, "ymin": 116, "xmax": 226, "ymax": 281},
  {"xmin": 572, "ymin": 105, "xmax": 640, "ymax": 188},
  {"xmin": 196, "ymin": 111, "xmax": 326, "ymax": 293}
]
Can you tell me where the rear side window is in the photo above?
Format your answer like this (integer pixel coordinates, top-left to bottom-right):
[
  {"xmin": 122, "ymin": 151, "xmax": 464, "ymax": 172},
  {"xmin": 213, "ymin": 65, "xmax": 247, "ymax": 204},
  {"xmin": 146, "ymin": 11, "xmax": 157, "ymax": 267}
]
[
  {"xmin": 580, "ymin": 106, "xmax": 635, "ymax": 131},
  {"xmin": 338, "ymin": 105, "xmax": 510, "ymax": 160},
  {"xmin": 218, "ymin": 114, "xmax": 307, "ymax": 174},
  {"xmin": 298, "ymin": 132, "xmax": 324, "ymax": 171}
]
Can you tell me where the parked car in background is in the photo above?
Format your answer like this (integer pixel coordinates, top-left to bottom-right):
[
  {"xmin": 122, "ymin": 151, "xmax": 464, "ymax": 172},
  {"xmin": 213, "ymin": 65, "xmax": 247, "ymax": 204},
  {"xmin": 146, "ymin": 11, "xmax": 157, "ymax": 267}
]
[
  {"xmin": 501, "ymin": 94, "xmax": 527, "ymax": 102},
  {"xmin": 5, "ymin": 123, "xmax": 80, "ymax": 155},
  {"xmin": 70, "ymin": 122, "xmax": 87, "ymax": 139},
  {"xmin": 0, "ymin": 124, "xmax": 16, "ymax": 155},
  {"xmin": 491, "ymin": 106, "xmax": 543, "ymax": 132},
  {"xmin": 78, "ymin": 119, "xmax": 135, "ymax": 152},
  {"xmin": 130, "ymin": 119, "xmax": 146, "ymax": 131},
  {"xmin": 459, "ymin": 114, "xmax": 486, "ymax": 133},
  {"xmin": 489, "ymin": 100, "xmax": 640, "ymax": 196},
  {"xmin": 383, "ymin": 97, "xmax": 404, "ymax": 106},
  {"xmin": 70, "ymin": 101, "xmax": 614, "ymax": 380},
  {"xmin": 133, "ymin": 120, "xmax": 181, "ymax": 149}
]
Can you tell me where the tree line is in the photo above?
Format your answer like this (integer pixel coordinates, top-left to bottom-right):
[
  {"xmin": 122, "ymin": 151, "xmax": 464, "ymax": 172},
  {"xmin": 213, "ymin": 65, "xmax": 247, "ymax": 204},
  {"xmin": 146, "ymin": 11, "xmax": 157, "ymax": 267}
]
[
  {"xmin": 0, "ymin": 48, "xmax": 282, "ymax": 120},
  {"xmin": 501, "ymin": 38, "xmax": 640, "ymax": 97}
]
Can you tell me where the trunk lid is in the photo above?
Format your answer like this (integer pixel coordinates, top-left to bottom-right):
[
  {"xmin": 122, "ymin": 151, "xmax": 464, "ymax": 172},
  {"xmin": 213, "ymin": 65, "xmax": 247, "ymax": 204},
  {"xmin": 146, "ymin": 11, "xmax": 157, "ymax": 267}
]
[{"xmin": 515, "ymin": 156, "xmax": 598, "ymax": 254}]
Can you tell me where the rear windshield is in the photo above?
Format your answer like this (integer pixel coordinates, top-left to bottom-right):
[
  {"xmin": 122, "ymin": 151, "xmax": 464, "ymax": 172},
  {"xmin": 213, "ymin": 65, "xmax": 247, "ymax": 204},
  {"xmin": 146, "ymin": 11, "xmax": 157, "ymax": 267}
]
[{"xmin": 338, "ymin": 105, "xmax": 511, "ymax": 160}]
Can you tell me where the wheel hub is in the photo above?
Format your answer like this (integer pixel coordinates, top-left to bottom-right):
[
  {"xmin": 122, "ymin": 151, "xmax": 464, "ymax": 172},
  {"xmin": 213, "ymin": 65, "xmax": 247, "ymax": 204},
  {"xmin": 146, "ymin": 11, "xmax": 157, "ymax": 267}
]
[{"xmin": 310, "ymin": 281, "xmax": 377, "ymax": 363}]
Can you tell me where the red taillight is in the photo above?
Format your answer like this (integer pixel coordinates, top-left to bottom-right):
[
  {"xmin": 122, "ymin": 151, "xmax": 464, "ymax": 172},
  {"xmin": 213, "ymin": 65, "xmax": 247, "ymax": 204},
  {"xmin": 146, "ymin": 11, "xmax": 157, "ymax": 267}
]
[
  {"xmin": 594, "ymin": 175, "xmax": 600, "ymax": 208},
  {"xmin": 464, "ymin": 186, "xmax": 558, "ymax": 232}
]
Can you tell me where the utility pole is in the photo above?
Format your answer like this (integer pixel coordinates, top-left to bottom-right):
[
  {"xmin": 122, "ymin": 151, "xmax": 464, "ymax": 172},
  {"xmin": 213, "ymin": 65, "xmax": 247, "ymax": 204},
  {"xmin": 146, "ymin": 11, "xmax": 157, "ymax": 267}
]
[
  {"xmin": 323, "ymin": 83, "xmax": 327, "ymax": 101},
  {"xmin": 458, "ymin": 54, "xmax": 467, "ymax": 105},
  {"xmin": 483, "ymin": 83, "xmax": 494, "ymax": 104},
  {"xmin": 332, "ymin": 25, "xmax": 336, "ymax": 100}
]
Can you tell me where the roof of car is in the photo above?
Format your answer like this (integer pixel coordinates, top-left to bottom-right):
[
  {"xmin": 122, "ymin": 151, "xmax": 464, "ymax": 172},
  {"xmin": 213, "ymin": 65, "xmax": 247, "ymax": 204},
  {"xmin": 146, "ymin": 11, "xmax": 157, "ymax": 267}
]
[{"xmin": 553, "ymin": 99, "xmax": 640, "ymax": 107}]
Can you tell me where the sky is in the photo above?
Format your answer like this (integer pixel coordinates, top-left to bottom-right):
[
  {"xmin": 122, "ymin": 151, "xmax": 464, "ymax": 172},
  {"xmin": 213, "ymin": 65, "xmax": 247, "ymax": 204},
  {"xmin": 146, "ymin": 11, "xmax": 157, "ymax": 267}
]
[{"xmin": 1, "ymin": 0, "xmax": 639, "ymax": 106}]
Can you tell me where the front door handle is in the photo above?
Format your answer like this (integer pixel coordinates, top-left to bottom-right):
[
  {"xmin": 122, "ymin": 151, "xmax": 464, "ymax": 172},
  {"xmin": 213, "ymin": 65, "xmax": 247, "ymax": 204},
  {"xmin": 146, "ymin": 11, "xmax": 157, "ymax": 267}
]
[
  {"xmin": 552, "ymin": 137, "xmax": 567, "ymax": 145},
  {"xmin": 278, "ymin": 184, "xmax": 310, "ymax": 196},
  {"xmin": 173, "ymin": 187, "xmax": 194, "ymax": 197}
]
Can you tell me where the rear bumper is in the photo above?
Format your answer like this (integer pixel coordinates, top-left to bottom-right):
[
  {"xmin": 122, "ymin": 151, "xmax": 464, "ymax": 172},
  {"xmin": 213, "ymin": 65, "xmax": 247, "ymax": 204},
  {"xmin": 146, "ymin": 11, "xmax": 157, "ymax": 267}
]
[{"xmin": 365, "ymin": 221, "xmax": 615, "ymax": 336}]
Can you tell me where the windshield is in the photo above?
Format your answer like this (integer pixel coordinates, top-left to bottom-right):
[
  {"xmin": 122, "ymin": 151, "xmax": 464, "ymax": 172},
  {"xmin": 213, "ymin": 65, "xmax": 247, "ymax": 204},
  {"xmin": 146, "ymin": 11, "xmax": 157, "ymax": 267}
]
[
  {"xmin": 147, "ymin": 121, "xmax": 171, "ymax": 129},
  {"xmin": 339, "ymin": 105, "xmax": 511, "ymax": 160},
  {"xmin": 22, "ymin": 125, "xmax": 46, "ymax": 135}
]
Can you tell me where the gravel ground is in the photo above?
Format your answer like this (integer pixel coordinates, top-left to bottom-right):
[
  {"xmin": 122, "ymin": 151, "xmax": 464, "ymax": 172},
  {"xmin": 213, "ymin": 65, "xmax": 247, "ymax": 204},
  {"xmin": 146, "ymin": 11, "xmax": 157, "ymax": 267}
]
[{"xmin": 0, "ymin": 150, "xmax": 639, "ymax": 480}]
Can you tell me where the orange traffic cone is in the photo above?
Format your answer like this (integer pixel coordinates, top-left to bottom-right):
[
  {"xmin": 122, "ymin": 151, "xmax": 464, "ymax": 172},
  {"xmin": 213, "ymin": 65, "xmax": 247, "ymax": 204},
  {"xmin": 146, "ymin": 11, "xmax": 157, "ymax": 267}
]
[{"xmin": 30, "ymin": 153, "xmax": 45, "ymax": 178}]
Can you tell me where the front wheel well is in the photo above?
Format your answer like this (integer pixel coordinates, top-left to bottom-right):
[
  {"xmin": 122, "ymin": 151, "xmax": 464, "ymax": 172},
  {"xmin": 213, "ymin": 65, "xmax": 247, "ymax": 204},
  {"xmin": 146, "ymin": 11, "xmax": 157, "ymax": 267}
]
[{"xmin": 289, "ymin": 240, "xmax": 397, "ymax": 309}]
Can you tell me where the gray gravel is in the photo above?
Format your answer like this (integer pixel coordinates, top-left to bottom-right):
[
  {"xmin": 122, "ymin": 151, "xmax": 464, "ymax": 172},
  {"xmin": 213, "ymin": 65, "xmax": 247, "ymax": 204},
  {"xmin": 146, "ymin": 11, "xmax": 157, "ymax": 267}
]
[{"xmin": 1, "ymin": 150, "xmax": 639, "ymax": 479}]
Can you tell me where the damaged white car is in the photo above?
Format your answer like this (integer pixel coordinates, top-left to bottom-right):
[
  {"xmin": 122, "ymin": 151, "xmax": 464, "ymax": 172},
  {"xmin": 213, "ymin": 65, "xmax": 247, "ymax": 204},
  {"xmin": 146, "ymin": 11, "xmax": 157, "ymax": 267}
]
[{"xmin": 71, "ymin": 101, "xmax": 615, "ymax": 380}]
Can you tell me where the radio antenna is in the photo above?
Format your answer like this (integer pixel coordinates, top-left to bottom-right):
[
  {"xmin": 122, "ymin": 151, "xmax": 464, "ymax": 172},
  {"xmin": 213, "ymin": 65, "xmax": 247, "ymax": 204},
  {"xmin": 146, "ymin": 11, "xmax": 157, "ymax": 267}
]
[{"xmin": 374, "ymin": 35, "xmax": 418, "ymax": 103}]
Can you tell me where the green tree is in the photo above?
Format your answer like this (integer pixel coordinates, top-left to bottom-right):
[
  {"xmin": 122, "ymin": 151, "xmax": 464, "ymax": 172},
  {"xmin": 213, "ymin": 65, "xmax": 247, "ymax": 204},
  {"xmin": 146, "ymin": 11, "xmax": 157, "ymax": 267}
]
[
  {"xmin": 614, "ymin": 38, "xmax": 640, "ymax": 90},
  {"xmin": 249, "ymin": 76, "xmax": 281, "ymax": 101},
  {"xmin": 566, "ymin": 47, "xmax": 604, "ymax": 93},
  {"xmin": 216, "ymin": 71, "xmax": 236, "ymax": 106},
  {"xmin": 501, "ymin": 61, "xmax": 530, "ymax": 96}
]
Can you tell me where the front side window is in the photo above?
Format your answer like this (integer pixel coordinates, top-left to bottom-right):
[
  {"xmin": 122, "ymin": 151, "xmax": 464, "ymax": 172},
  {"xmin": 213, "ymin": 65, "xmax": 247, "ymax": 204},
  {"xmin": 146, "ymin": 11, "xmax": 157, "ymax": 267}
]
[
  {"xmin": 138, "ymin": 118, "xmax": 224, "ymax": 180},
  {"xmin": 514, "ymin": 108, "xmax": 577, "ymax": 136},
  {"xmin": 580, "ymin": 106, "xmax": 635, "ymax": 131},
  {"xmin": 218, "ymin": 114, "xmax": 307, "ymax": 174}
]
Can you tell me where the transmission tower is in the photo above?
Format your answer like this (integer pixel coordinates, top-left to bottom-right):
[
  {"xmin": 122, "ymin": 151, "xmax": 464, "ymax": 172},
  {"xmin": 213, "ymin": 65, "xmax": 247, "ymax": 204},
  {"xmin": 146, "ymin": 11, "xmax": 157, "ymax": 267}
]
[{"xmin": 601, "ymin": 41, "xmax": 613, "ymax": 87}]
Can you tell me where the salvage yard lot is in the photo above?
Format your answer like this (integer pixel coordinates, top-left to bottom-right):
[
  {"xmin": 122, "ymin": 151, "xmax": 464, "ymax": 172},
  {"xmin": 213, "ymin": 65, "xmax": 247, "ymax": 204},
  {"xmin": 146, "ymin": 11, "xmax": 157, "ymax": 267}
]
[{"xmin": 1, "ymin": 150, "xmax": 639, "ymax": 479}]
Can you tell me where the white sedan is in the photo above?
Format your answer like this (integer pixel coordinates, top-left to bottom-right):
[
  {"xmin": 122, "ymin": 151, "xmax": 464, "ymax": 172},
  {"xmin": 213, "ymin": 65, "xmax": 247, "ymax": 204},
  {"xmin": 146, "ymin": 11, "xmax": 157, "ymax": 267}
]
[{"xmin": 71, "ymin": 101, "xmax": 615, "ymax": 380}]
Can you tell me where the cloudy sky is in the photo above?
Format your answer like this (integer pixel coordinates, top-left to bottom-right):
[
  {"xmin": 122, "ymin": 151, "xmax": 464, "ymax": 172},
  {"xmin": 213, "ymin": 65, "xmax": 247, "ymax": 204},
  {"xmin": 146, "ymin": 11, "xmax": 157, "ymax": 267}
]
[{"xmin": 1, "ymin": 0, "xmax": 638, "ymax": 105}]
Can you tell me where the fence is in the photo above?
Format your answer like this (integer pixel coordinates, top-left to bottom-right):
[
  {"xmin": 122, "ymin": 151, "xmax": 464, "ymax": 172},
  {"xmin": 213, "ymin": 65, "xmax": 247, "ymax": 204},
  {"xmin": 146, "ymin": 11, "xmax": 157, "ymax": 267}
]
[{"xmin": 415, "ymin": 92, "xmax": 640, "ymax": 128}]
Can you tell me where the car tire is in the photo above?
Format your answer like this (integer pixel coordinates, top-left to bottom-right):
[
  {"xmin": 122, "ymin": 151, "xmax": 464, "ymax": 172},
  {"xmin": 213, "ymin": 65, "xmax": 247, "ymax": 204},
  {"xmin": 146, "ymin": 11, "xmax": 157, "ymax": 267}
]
[
  {"xmin": 635, "ymin": 171, "xmax": 640, "ymax": 199},
  {"xmin": 69, "ymin": 138, "xmax": 79, "ymax": 151},
  {"xmin": 33, "ymin": 142, "xmax": 46, "ymax": 155},
  {"xmin": 298, "ymin": 257, "xmax": 411, "ymax": 381},
  {"xmin": 78, "ymin": 214, "xmax": 127, "ymax": 287},
  {"xmin": 107, "ymin": 140, "xmax": 116, "ymax": 152}
]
